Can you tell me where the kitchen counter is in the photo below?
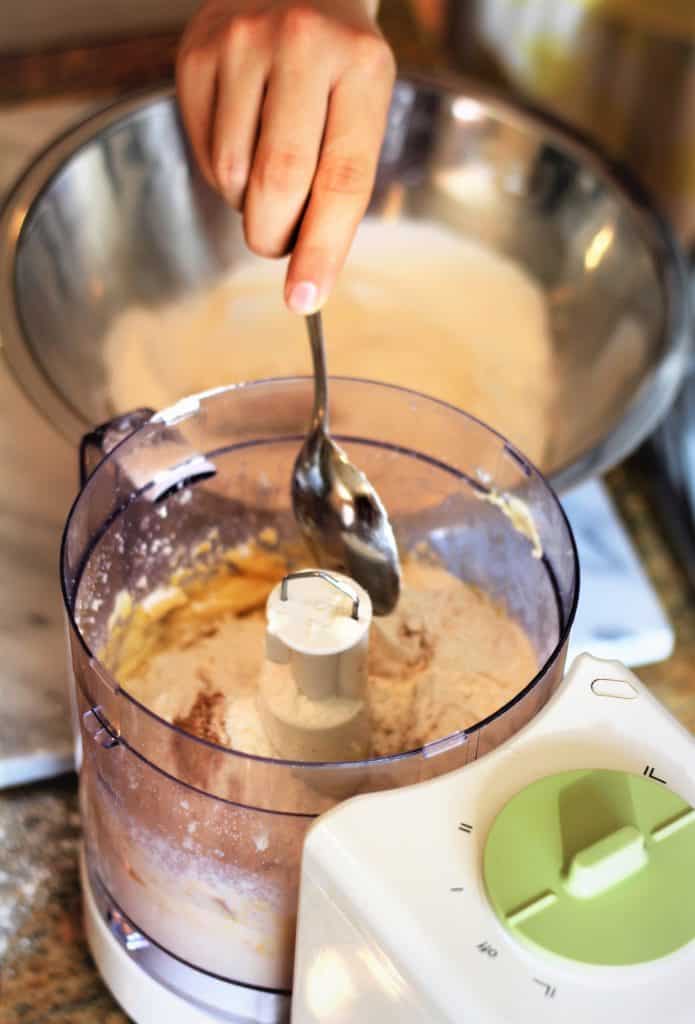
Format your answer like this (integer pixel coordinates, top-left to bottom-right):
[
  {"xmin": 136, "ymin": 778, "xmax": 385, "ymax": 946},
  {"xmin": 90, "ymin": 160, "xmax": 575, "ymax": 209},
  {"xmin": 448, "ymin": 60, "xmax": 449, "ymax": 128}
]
[{"xmin": 1, "ymin": 7, "xmax": 694, "ymax": 1023}]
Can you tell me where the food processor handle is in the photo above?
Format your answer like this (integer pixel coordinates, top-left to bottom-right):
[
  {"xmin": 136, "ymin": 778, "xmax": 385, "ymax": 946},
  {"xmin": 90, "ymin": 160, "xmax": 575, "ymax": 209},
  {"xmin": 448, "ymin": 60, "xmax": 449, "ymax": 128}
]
[{"xmin": 79, "ymin": 408, "xmax": 155, "ymax": 485}]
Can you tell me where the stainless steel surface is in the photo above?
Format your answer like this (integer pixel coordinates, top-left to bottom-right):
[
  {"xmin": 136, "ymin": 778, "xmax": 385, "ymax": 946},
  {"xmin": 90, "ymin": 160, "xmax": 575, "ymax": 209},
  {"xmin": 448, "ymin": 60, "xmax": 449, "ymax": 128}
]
[
  {"xmin": 447, "ymin": 0, "xmax": 695, "ymax": 250},
  {"xmin": 292, "ymin": 312, "xmax": 400, "ymax": 615},
  {"xmin": 0, "ymin": 77, "xmax": 690, "ymax": 492}
]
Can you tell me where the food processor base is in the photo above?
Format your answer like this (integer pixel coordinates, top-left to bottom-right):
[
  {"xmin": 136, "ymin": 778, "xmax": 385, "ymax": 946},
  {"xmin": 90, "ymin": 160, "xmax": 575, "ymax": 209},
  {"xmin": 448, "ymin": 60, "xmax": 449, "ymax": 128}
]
[{"xmin": 80, "ymin": 849, "xmax": 290, "ymax": 1024}]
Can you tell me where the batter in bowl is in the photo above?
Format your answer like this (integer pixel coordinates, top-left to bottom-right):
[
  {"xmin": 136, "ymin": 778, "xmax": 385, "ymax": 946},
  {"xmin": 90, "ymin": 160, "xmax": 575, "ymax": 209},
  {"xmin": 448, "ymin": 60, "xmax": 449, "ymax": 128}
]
[{"xmin": 105, "ymin": 542, "xmax": 538, "ymax": 761}]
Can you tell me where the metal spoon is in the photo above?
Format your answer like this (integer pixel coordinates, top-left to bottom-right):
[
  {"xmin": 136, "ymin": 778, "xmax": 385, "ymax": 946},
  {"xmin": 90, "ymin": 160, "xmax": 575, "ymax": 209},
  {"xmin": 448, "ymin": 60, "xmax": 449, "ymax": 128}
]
[{"xmin": 291, "ymin": 311, "xmax": 401, "ymax": 615}]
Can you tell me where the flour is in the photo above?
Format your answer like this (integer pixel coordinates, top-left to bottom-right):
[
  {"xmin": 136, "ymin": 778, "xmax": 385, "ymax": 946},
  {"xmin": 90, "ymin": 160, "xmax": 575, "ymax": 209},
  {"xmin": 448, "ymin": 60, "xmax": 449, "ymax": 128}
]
[
  {"xmin": 103, "ymin": 221, "xmax": 554, "ymax": 466},
  {"xmin": 92, "ymin": 549, "xmax": 540, "ymax": 994},
  {"xmin": 118, "ymin": 560, "xmax": 538, "ymax": 760}
]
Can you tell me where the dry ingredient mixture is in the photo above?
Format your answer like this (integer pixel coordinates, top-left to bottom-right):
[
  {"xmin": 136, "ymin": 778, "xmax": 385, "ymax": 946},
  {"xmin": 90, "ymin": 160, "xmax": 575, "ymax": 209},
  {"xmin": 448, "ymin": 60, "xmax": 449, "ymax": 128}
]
[
  {"xmin": 87, "ymin": 539, "xmax": 541, "ymax": 991},
  {"xmin": 103, "ymin": 221, "xmax": 554, "ymax": 466},
  {"xmin": 105, "ymin": 541, "xmax": 538, "ymax": 760}
]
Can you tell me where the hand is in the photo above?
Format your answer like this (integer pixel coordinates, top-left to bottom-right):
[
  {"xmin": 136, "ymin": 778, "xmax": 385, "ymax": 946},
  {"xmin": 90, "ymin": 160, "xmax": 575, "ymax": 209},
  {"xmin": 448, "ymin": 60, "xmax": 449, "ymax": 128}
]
[{"xmin": 177, "ymin": 0, "xmax": 395, "ymax": 314}]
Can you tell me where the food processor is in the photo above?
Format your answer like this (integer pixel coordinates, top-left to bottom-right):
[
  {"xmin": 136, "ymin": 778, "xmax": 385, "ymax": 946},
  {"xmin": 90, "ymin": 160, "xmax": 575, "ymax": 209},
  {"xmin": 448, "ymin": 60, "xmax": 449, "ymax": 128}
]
[
  {"xmin": 293, "ymin": 655, "xmax": 695, "ymax": 1023},
  {"xmin": 62, "ymin": 375, "xmax": 695, "ymax": 1023},
  {"xmin": 62, "ymin": 378, "xmax": 580, "ymax": 1023}
]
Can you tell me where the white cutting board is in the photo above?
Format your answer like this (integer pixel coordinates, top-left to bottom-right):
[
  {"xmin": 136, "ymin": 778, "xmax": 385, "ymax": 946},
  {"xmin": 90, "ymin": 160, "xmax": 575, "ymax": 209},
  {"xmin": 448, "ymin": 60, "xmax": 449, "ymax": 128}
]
[{"xmin": 563, "ymin": 479, "xmax": 674, "ymax": 666}]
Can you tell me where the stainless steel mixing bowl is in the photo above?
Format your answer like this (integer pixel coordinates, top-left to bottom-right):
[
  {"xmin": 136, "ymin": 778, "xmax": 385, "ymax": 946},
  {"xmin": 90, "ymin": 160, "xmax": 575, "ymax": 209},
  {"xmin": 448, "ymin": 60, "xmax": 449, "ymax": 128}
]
[{"xmin": 0, "ymin": 75, "xmax": 690, "ymax": 490}]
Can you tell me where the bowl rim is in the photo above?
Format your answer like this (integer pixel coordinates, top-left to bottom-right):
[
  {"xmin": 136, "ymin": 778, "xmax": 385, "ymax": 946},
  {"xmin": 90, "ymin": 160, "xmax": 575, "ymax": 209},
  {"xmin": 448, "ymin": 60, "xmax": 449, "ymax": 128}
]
[{"xmin": 0, "ymin": 73, "xmax": 691, "ymax": 492}]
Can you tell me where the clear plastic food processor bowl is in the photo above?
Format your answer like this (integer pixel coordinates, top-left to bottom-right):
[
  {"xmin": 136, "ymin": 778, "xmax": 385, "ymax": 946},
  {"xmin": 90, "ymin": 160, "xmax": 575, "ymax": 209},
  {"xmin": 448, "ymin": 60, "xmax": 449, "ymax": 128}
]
[{"xmin": 61, "ymin": 378, "xmax": 578, "ymax": 1002}]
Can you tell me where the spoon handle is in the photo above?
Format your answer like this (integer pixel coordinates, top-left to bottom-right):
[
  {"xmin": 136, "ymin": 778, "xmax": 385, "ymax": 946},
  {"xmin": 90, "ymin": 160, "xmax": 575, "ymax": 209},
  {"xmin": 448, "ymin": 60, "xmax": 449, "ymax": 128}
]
[{"xmin": 306, "ymin": 311, "xmax": 329, "ymax": 435}]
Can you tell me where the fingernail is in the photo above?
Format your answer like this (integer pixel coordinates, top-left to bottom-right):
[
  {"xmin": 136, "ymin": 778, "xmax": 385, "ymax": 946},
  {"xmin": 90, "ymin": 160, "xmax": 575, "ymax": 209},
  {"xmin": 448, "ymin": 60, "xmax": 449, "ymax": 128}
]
[{"xmin": 287, "ymin": 281, "xmax": 319, "ymax": 315}]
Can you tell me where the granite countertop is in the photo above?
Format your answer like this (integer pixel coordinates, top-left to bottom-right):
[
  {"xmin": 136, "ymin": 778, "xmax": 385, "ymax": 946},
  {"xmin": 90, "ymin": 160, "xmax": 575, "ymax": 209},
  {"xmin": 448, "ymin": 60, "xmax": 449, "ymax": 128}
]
[{"xmin": 1, "ymin": 8, "xmax": 694, "ymax": 1023}]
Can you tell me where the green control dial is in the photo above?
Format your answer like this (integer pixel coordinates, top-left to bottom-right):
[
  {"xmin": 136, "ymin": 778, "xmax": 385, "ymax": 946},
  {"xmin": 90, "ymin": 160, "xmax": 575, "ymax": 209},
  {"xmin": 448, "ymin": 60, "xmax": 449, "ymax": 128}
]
[{"xmin": 483, "ymin": 769, "xmax": 695, "ymax": 965}]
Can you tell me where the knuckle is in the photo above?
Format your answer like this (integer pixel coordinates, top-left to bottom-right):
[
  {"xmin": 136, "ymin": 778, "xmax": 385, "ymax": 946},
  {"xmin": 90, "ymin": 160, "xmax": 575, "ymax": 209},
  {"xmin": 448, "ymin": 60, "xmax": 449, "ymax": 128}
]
[
  {"xmin": 250, "ymin": 239, "xmax": 286, "ymax": 258},
  {"xmin": 278, "ymin": 5, "xmax": 323, "ymax": 46},
  {"xmin": 254, "ymin": 145, "xmax": 314, "ymax": 193},
  {"xmin": 212, "ymin": 153, "xmax": 248, "ymax": 201},
  {"xmin": 176, "ymin": 41, "xmax": 207, "ymax": 79},
  {"xmin": 352, "ymin": 32, "xmax": 396, "ymax": 78},
  {"xmin": 295, "ymin": 244, "xmax": 340, "ymax": 275},
  {"xmin": 243, "ymin": 218, "xmax": 286, "ymax": 259},
  {"xmin": 315, "ymin": 153, "xmax": 372, "ymax": 196},
  {"xmin": 221, "ymin": 13, "xmax": 261, "ymax": 50},
  {"xmin": 177, "ymin": 3, "xmax": 223, "ymax": 63}
]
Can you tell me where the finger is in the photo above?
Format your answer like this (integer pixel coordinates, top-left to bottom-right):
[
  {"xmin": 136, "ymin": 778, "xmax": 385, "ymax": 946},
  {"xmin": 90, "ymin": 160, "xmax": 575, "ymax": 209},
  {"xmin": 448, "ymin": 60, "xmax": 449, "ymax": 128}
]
[
  {"xmin": 243, "ymin": 58, "xmax": 331, "ymax": 259},
  {"xmin": 210, "ymin": 40, "xmax": 268, "ymax": 207},
  {"xmin": 285, "ymin": 51, "xmax": 394, "ymax": 313},
  {"xmin": 176, "ymin": 44, "xmax": 218, "ymax": 189}
]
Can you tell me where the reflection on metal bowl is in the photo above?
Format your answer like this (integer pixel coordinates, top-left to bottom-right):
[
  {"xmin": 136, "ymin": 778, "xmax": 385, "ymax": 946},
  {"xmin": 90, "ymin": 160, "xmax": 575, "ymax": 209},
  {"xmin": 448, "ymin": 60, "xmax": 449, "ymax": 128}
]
[{"xmin": 450, "ymin": 0, "xmax": 695, "ymax": 249}]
